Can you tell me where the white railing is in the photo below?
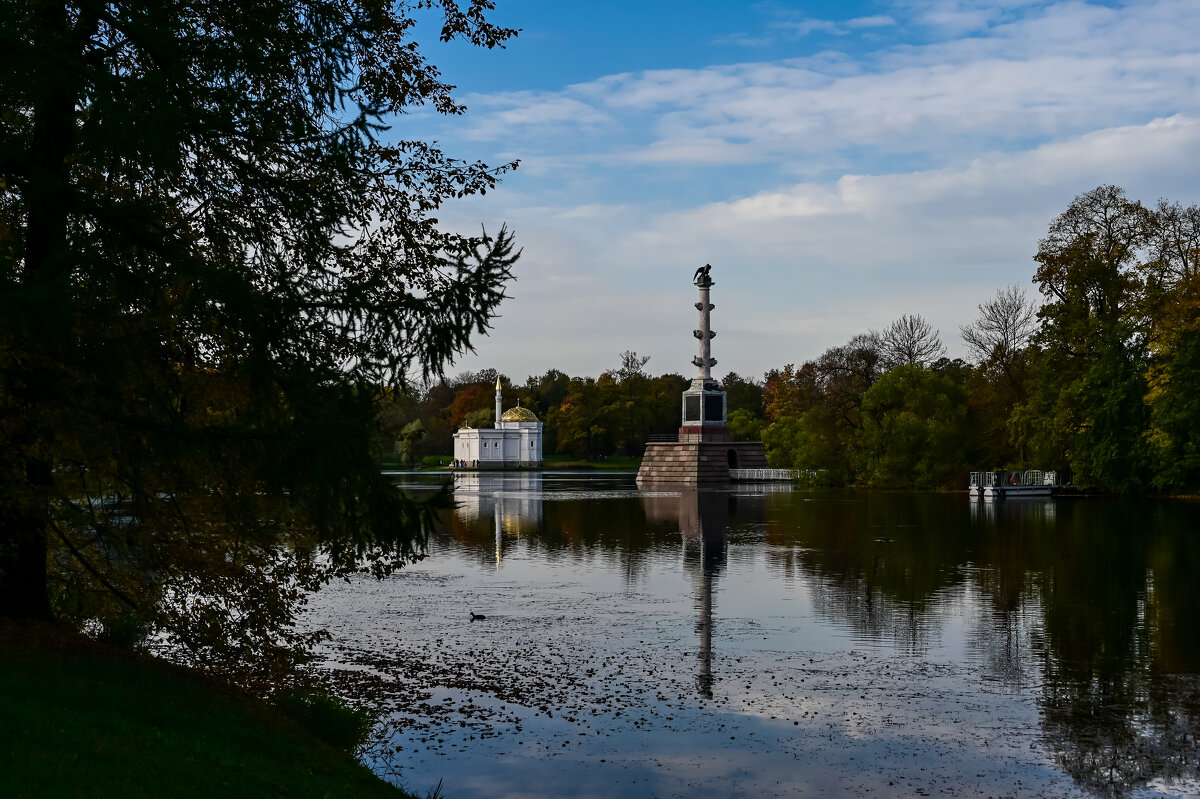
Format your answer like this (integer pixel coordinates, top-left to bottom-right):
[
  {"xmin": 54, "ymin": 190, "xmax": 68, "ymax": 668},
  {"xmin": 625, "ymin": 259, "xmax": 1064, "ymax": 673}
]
[
  {"xmin": 729, "ymin": 468, "xmax": 795, "ymax": 482},
  {"xmin": 970, "ymin": 469, "xmax": 1061, "ymax": 489}
]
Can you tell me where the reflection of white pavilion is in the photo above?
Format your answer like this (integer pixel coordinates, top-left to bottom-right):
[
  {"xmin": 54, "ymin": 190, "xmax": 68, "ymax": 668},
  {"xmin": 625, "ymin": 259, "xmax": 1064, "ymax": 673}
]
[
  {"xmin": 452, "ymin": 378, "xmax": 543, "ymax": 468},
  {"xmin": 453, "ymin": 472, "xmax": 544, "ymax": 565}
]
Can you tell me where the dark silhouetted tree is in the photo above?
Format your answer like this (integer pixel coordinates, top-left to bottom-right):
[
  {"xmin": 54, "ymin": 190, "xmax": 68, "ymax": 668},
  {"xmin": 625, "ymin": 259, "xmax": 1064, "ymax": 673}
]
[{"xmin": 0, "ymin": 0, "xmax": 519, "ymax": 678}]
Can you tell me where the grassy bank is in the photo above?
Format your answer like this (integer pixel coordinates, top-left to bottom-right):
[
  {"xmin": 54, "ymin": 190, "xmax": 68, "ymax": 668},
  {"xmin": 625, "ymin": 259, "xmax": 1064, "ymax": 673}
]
[
  {"xmin": 380, "ymin": 454, "xmax": 643, "ymax": 471},
  {"xmin": 542, "ymin": 454, "xmax": 641, "ymax": 471},
  {"xmin": 0, "ymin": 621, "xmax": 410, "ymax": 799}
]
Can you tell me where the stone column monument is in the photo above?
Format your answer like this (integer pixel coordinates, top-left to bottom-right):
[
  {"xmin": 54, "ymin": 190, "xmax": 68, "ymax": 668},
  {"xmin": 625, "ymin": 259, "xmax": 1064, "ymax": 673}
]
[
  {"xmin": 636, "ymin": 265, "xmax": 768, "ymax": 485},
  {"xmin": 679, "ymin": 264, "xmax": 728, "ymax": 443}
]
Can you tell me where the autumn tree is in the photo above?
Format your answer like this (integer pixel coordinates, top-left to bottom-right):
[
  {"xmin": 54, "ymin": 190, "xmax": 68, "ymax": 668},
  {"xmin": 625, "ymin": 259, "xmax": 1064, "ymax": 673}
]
[
  {"xmin": 760, "ymin": 335, "xmax": 882, "ymax": 483},
  {"xmin": 448, "ymin": 381, "xmax": 500, "ymax": 429},
  {"xmin": 521, "ymin": 369, "xmax": 571, "ymax": 419},
  {"xmin": 1017, "ymin": 186, "xmax": 1151, "ymax": 489},
  {"xmin": 815, "ymin": 334, "xmax": 885, "ymax": 431},
  {"xmin": 610, "ymin": 351, "xmax": 652, "ymax": 455},
  {"xmin": 0, "ymin": 0, "xmax": 519, "ymax": 676},
  {"xmin": 552, "ymin": 376, "xmax": 612, "ymax": 457},
  {"xmin": 1142, "ymin": 200, "xmax": 1200, "ymax": 489},
  {"xmin": 762, "ymin": 364, "xmax": 814, "ymax": 423},
  {"xmin": 516, "ymin": 369, "xmax": 571, "ymax": 453},
  {"xmin": 373, "ymin": 384, "xmax": 422, "ymax": 459},
  {"xmin": 763, "ymin": 366, "xmax": 800, "ymax": 423},
  {"xmin": 858, "ymin": 364, "xmax": 970, "ymax": 488},
  {"xmin": 960, "ymin": 286, "xmax": 1038, "ymax": 465}
]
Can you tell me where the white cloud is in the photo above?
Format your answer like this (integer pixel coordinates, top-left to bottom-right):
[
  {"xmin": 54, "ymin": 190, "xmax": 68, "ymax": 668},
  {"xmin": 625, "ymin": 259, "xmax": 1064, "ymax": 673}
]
[
  {"xmin": 452, "ymin": 0, "xmax": 1200, "ymax": 175},
  {"xmin": 896, "ymin": 0, "xmax": 1049, "ymax": 35},
  {"xmin": 428, "ymin": 1, "xmax": 1200, "ymax": 381},
  {"xmin": 849, "ymin": 14, "xmax": 897, "ymax": 29},
  {"xmin": 446, "ymin": 116, "xmax": 1200, "ymax": 381},
  {"xmin": 772, "ymin": 19, "xmax": 847, "ymax": 38},
  {"xmin": 461, "ymin": 93, "xmax": 614, "ymax": 141},
  {"xmin": 716, "ymin": 10, "xmax": 896, "ymax": 45},
  {"xmin": 846, "ymin": 15, "xmax": 899, "ymax": 29}
]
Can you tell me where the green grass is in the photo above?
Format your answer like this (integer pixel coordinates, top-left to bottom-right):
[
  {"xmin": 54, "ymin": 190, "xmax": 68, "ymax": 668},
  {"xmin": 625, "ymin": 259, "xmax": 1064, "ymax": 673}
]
[
  {"xmin": 543, "ymin": 454, "xmax": 641, "ymax": 470},
  {"xmin": 383, "ymin": 454, "xmax": 643, "ymax": 471},
  {"xmin": 0, "ymin": 622, "xmax": 411, "ymax": 799}
]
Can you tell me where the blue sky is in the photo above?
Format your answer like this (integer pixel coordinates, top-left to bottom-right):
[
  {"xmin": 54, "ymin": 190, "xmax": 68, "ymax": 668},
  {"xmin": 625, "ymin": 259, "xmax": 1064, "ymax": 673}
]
[{"xmin": 404, "ymin": 0, "xmax": 1200, "ymax": 384}]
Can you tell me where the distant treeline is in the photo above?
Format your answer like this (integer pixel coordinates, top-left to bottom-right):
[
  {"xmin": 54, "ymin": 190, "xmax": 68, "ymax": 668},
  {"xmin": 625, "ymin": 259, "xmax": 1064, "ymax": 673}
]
[{"xmin": 377, "ymin": 186, "xmax": 1199, "ymax": 493}]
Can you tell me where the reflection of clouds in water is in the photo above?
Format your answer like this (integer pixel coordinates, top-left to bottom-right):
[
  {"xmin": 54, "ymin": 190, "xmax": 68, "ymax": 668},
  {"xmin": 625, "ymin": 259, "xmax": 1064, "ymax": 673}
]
[
  {"xmin": 312, "ymin": 562, "xmax": 1068, "ymax": 799},
  {"xmin": 963, "ymin": 573, "xmax": 1043, "ymax": 692},
  {"xmin": 804, "ymin": 569, "xmax": 946, "ymax": 655}
]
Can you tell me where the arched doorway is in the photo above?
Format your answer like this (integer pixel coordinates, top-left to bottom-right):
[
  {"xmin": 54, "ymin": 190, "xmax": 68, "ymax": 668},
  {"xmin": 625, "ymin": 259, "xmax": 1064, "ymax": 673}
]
[{"xmin": 727, "ymin": 449, "xmax": 738, "ymax": 468}]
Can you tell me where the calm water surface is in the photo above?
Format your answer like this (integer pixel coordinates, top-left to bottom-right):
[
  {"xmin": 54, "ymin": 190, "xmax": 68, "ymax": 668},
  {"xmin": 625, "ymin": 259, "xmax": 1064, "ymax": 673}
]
[{"xmin": 303, "ymin": 473, "xmax": 1200, "ymax": 798}]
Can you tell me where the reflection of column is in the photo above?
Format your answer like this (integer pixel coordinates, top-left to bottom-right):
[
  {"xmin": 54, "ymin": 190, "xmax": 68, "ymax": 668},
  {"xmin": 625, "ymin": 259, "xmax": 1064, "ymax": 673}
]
[
  {"xmin": 697, "ymin": 562, "xmax": 715, "ymax": 698},
  {"xmin": 676, "ymin": 491, "xmax": 727, "ymax": 698}
]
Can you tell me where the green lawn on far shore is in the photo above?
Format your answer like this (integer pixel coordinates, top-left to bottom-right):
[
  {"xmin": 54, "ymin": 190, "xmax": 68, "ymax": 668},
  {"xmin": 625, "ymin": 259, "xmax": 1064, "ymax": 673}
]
[
  {"xmin": 0, "ymin": 621, "xmax": 412, "ymax": 799},
  {"xmin": 381, "ymin": 454, "xmax": 643, "ymax": 472},
  {"xmin": 542, "ymin": 454, "xmax": 641, "ymax": 470}
]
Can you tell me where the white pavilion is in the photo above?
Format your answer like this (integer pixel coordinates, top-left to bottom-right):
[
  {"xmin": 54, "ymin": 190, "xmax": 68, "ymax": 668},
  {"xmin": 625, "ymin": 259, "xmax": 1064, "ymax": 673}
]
[{"xmin": 452, "ymin": 378, "xmax": 543, "ymax": 468}]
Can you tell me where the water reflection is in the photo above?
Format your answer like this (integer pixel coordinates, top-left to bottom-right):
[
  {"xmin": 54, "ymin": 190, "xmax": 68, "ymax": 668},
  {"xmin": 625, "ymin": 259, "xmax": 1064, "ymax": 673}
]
[
  {"xmin": 452, "ymin": 472, "xmax": 544, "ymax": 565},
  {"xmin": 325, "ymin": 478, "xmax": 1200, "ymax": 798},
  {"xmin": 970, "ymin": 496, "xmax": 1058, "ymax": 524},
  {"xmin": 758, "ymin": 493, "xmax": 1200, "ymax": 796},
  {"xmin": 1030, "ymin": 500, "xmax": 1200, "ymax": 797},
  {"xmin": 642, "ymin": 491, "xmax": 728, "ymax": 699},
  {"xmin": 441, "ymin": 472, "xmax": 681, "ymax": 583},
  {"xmin": 757, "ymin": 491, "xmax": 969, "ymax": 654}
]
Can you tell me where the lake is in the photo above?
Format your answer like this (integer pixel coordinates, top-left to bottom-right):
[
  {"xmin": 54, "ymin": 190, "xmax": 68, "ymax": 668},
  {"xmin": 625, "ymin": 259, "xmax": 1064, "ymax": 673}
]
[{"xmin": 303, "ymin": 472, "xmax": 1200, "ymax": 798}]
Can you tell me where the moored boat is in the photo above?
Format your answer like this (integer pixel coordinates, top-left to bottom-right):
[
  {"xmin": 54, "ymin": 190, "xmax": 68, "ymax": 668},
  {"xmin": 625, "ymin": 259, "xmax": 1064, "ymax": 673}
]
[{"xmin": 969, "ymin": 469, "xmax": 1064, "ymax": 500}]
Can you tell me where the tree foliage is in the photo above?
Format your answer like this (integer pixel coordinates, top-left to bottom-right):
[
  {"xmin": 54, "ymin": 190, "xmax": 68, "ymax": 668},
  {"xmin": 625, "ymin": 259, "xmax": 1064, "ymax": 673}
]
[
  {"xmin": 0, "ymin": 0, "xmax": 520, "ymax": 678},
  {"xmin": 385, "ymin": 185, "xmax": 1197, "ymax": 497},
  {"xmin": 720, "ymin": 372, "xmax": 764, "ymax": 419},
  {"xmin": 858, "ymin": 364, "xmax": 970, "ymax": 488},
  {"xmin": 1020, "ymin": 186, "xmax": 1152, "ymax": 489},
  {"xmin": 960, "ymin": 285, "xmax": 1038, "ymax": 384},
  {"xmin": 878, "ymin": 314, "xmax": 946, "ymax": 369},
  {"xmin": 748, "ymin": 188, "xmax": 1197, "ymax": 491}
]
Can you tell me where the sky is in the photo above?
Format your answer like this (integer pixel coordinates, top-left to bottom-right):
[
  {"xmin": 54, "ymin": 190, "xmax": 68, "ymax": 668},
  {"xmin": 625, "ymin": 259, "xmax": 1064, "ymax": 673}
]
[{"xmin": 402, "ymin": 0, "xmax": 1200, "ymax": 385}]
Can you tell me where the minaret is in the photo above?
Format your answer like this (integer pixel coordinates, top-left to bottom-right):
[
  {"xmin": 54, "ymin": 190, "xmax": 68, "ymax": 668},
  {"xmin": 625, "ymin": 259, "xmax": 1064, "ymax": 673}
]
[
  {"xmin": 494, "ymin": 376, "xmax": 503, "ymax": 429},
  {"xmin": 679, "ymin": 264, "xmax": 727, "ymax": 443}
]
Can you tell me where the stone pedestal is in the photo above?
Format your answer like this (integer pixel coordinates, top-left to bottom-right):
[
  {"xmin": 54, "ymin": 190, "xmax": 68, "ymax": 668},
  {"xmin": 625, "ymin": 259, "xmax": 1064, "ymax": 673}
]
[{"xmin": 636, "ymin": 440, "xmax": 768, "ymax": 486}]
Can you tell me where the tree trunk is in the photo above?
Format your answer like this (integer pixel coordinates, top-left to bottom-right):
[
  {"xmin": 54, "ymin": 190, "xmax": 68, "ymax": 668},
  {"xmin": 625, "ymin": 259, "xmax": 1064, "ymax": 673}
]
[
  {"xmin": 0, "ymin": 3, "xmax": 93, "ymax": 622},
  {"xmin": 0, "ymin": 519, "xmax": 52, "ymax": 620}
]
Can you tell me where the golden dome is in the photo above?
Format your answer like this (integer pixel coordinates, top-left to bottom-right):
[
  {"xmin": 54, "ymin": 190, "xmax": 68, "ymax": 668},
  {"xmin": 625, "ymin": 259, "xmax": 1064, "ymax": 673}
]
[{"xmin": 500, "ymin": 406, "xmax": 539, "ymax": 423}]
